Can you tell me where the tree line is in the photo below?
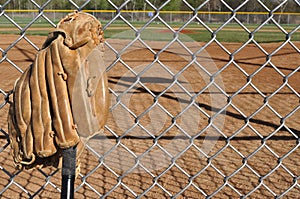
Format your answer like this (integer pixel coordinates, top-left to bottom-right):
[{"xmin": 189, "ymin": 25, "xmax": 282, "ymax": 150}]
[{"xmin": 4, "ymin": 0, "xmax": 300, "ymax": 12}]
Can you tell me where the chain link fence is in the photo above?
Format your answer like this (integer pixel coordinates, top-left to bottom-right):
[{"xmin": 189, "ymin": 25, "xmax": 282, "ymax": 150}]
[{"xmin": 1, "ymin": 0, "xmax": 300, "ymax": 198}]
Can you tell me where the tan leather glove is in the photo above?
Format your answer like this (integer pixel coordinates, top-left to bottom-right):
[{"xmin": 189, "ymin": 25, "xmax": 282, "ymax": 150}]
[{"xmin": 8, "ymin": 11, "xmax": 109, "ymax": 170}]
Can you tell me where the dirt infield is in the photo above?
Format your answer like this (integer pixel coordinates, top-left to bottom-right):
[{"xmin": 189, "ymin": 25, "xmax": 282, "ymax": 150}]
[{"xmin": 0, "ymin": 34, "xmax": 300, "ymax": 198}]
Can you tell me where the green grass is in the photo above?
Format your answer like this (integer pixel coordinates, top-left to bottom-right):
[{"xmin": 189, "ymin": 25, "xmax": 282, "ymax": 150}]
[
  {"xmin": 178, "ymin": 29, "xmax": 300, "ymax": 43},
  {"xmin": 0, "ymin": 30, "xmax": 50, "ymax": 36},
  {"xmin": 104, "ymin": 27, "xmax": 300, "ymax": 43},
  {"xmin": 1, "ymin": 20, "xmax": 299, "ymax": 43}
]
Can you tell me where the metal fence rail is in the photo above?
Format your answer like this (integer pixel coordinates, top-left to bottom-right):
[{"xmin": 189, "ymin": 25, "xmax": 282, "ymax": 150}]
[{"xmin": 0, "ymin": 0, "xmax": 300, "ymax": 198}]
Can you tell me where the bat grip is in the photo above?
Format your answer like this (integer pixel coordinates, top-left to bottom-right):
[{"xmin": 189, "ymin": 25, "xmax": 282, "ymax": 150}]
[{"xmin": 61, "ymin": 145, "xmax": 77, "ymax": 199}]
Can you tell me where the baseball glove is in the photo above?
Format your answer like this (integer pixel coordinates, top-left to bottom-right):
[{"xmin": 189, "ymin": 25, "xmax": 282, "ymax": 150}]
[{"xmin": 8, "ymin": 11, "xmax": 109, "ymax": 170}]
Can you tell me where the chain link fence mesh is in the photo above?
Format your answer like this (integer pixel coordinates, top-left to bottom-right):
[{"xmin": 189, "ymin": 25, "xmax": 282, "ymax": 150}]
[{"xmin": 0, "ymin": 0, "xmax": 300, "ymax": 198}]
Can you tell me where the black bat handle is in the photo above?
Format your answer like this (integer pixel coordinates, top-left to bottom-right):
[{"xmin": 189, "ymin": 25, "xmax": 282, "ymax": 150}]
[{"xmin": 61, "ymin": 145, "xmax": 77, "ymax": 199}]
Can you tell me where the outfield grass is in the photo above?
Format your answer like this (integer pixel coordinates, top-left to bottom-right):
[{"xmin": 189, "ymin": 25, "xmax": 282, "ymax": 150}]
[
  {"xmin": 0, "ymin": 20, "xmax": 299, "ymax": 43},
  {"xmin": 101, "ymin": 24, "xmax": 300, "ymax": 43}
]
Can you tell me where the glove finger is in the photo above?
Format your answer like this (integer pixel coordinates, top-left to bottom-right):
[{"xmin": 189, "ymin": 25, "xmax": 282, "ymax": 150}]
[
  {"xmin": 46, "ymin": 39, "xmax": 79, "ymax": 148},
  {"xmin": 16, "ymin": 68, "xmax": 34, "ymax": 160},
  {"xmin": 30, "ymin": 51, "xmax": 57, "ymax": 157}
]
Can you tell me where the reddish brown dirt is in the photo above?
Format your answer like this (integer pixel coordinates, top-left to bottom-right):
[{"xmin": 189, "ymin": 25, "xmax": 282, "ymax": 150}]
[{"xmin": 0, "ymin": 34, "xmax": 300, "ymax": 198}]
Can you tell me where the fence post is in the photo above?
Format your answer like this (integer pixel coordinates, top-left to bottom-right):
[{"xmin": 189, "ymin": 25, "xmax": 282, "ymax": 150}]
[{"xmin": 61, "ymin": 145, "xmax": 77, "ymax": 199}]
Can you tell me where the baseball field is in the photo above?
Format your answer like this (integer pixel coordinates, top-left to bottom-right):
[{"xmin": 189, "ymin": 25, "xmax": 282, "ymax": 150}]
[{"xmin": 0, "ymin": 22, "xmax": 300, "ymax": 198}]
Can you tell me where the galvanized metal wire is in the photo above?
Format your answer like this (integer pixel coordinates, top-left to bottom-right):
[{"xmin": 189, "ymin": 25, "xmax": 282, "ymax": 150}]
[{"xmin": 0, "ymin": 0, "xmax": 300, "ymax": 198}]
